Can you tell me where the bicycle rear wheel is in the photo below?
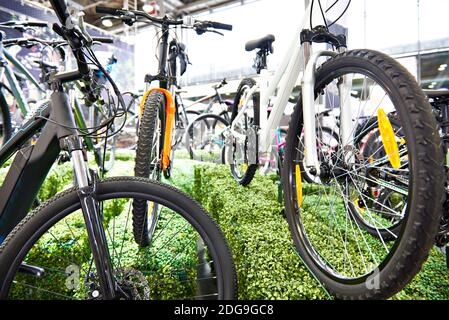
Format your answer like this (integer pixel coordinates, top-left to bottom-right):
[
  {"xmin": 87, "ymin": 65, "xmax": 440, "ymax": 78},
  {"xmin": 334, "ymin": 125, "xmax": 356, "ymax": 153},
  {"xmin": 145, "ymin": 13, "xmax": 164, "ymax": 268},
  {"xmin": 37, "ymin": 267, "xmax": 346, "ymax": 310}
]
[
  {"xmin": 282, "ymin": 50, "xmax": 444, "ymax": 299},
  {"xmin": 185, "ymin": 113, "xmax": 229, "ymax": 163},
  {"xmin": 0, "ymin": 177, "xmax": 237, "ymax": 300},
  {"xmin": 229, "ymin": 78, "xmax": 259, "ymax": 186}
]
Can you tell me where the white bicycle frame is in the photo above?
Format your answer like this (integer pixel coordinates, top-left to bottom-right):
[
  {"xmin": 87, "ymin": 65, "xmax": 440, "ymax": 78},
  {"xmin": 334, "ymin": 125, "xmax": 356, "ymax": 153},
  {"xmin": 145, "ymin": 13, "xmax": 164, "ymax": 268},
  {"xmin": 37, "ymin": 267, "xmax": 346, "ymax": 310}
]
[{"xmin": 229, "ymin": 1, "xmax": 352, "ymax": 176}]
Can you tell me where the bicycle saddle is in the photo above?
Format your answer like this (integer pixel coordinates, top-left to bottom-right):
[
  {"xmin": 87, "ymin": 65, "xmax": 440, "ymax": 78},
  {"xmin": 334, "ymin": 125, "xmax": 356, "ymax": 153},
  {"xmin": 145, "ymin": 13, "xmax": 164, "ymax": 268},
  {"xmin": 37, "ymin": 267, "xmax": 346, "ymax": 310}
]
[{"xmin": 245, "ymin": 34, "xmax": 275, "ymax": 53}]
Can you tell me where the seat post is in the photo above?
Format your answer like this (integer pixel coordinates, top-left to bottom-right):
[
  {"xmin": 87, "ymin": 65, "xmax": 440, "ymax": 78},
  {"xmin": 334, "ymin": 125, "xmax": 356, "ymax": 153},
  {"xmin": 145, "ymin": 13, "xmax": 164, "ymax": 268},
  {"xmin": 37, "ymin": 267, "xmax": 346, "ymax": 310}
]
[{"xmin": 254, "ymin": 48, "xmax": 269, "ymax": 74}]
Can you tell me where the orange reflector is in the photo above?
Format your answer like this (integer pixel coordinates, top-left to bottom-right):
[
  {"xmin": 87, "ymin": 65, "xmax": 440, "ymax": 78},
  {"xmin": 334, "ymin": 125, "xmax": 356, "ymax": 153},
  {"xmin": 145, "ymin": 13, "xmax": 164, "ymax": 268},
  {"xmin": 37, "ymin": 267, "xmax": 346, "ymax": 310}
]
[{"xmin": 377, "ymin": 108, "xmax": 401, "ymax": 169}]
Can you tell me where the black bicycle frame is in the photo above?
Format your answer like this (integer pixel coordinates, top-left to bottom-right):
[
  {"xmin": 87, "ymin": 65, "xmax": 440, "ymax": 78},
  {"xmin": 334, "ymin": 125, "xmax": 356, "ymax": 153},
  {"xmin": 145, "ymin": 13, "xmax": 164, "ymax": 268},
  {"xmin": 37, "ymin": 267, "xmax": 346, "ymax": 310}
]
[
  {"xmin": 0, "ymin": 78, "xmax": 117, "ymax": 298},
  {"xmin": 143, "ymin": 22, "xmax": 171, "ymax": 90},
  {"xmin": 0, "ymin": 103, "xmax": 58, "ymax": 242},
  {"xmin": 0, "ymin": 0, "xmax": 118, "ymax": 299}
]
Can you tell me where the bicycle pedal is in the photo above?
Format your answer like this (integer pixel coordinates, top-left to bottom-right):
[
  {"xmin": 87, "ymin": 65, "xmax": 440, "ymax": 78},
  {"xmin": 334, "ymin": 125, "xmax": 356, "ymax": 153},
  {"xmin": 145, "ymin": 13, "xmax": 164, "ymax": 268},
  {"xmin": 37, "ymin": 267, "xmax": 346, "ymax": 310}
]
[{"xmin": 18, "ymin": 263, "xmax": 45, "ymax": 278}]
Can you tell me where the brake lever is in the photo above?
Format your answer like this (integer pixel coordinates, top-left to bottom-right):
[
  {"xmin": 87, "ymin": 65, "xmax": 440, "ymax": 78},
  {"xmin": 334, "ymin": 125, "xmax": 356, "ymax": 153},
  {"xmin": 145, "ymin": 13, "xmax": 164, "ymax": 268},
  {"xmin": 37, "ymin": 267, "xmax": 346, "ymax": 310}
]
[
  {"xmin": 123, "ymin": 12, "xmax": 137, "ymax": 26},
  {"xmin": 104, "ymin": 13, "xmax": 137, "ymax": 27},
  {"xmin": 209, "ymin": 29, "xmax": 224, "ymax": 36},
  {"xmin": 195, "ymin": 24, "xmax": 224, "ymax": 36},
  {"xmin": 77, "ymin": 12, "xmax": 92, "ymax": 45}
]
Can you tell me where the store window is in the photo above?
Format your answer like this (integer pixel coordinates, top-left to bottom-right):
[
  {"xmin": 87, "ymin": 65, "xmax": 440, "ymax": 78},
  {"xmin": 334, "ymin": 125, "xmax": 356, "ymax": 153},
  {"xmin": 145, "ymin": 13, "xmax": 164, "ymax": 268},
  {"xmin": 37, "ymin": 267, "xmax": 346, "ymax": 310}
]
[{"xmin": 421, "ymin": 52, "xmax": 449, "ymax": 90}]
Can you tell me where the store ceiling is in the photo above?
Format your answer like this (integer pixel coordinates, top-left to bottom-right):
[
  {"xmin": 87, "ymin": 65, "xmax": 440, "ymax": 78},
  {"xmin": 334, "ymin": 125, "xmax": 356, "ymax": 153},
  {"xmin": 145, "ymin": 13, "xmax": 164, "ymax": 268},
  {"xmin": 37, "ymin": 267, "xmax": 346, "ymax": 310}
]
[{"xmin": 31, "ymin": 0, "xmax": 245, "ymax": 32}]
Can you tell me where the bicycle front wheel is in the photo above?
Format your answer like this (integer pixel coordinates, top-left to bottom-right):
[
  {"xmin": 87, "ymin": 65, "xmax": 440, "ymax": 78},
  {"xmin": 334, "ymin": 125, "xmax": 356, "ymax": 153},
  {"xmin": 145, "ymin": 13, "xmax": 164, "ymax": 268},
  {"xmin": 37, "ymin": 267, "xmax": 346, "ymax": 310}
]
[
  {"xmin": 282, "ymin": 49, "xmax": 444, "ymax": 299},
  {"xmin": 133, "ymin": 91, "xmax": 166, "ymax": 247},
  {"xmin": 0, "ymin": 177, "xmax": 237, "ymax": 300}
]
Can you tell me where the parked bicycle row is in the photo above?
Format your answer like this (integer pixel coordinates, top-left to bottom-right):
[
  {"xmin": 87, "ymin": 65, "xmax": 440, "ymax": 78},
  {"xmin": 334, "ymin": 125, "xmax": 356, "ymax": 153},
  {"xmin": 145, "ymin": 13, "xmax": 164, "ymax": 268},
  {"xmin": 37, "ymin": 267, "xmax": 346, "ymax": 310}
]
[{"xmin": 0, "ymin": 0, "xmax": 447, "ymax": 300}]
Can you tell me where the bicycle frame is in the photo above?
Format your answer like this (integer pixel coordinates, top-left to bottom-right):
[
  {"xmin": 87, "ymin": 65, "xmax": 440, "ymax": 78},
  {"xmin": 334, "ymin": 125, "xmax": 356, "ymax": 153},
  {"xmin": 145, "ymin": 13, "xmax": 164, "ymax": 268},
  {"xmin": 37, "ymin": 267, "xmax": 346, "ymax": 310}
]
[
  {"xmin": 229, "ymin": 2, "xmax": 350, "ymax": 175},
  {"xmin": 0, "ymin": 38, "xmax": 44, "ymax": 117},
  {"xmin": 0, "ymin": 103, "xmax": 56, "ymax": 242}
]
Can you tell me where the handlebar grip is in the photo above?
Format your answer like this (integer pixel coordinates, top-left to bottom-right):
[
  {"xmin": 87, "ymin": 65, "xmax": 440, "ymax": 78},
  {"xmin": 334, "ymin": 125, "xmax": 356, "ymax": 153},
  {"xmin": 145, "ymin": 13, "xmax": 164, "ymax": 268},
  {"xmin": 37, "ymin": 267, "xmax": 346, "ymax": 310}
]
[
  {"xmin": 25, "ymin": 21, "xmax": 49, "ymax": 28},
  {"xmin": 96, "ymin": 6, "xmax": 122, "ymax": 15},
  {"xmin": 210, "ymin": 21, "xmax": 233, "ymax": 31},
  {"xmin": 2, "ymin": 39, "xmax": 20, "ymax": 46},
  {"xmin": 92, "ymin": 37, "xmax": 114, "ymax": 44}
]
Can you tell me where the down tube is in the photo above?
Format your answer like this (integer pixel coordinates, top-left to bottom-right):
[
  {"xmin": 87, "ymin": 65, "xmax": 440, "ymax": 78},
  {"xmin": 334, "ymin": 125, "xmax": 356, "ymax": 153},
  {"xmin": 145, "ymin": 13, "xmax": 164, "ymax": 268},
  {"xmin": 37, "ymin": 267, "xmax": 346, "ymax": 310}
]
[{"xmin": 0, "ymin": 121, "xmax": 60, "ymax": 243}]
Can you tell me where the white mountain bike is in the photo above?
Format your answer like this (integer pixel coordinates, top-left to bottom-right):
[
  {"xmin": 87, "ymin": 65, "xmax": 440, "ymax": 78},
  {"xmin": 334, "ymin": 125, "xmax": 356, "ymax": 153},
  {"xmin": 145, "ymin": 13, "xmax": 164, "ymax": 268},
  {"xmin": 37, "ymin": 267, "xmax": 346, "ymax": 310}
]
[{"xmin": 226, "ymin": 0, "xmax": 444, "ymax": 299}]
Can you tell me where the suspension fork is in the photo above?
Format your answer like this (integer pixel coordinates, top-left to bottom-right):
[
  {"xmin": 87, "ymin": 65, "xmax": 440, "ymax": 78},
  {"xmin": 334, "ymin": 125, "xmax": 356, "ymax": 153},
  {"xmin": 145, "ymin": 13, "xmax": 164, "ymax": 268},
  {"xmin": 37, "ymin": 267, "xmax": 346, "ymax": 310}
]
[
  {"xmin": 53, "ymin": 88, "xmax": 117, "ymax": 299},
  {"xmin": 62, "ymin": 135, "xmax": 117, "ymax": 299},
  {"xmin": 302, "ymin": 49, "xmax": 337, "ymax": 175},
  {"xmin": 336, "ymin": 47, "xmax": 354, "ymax": 165}
]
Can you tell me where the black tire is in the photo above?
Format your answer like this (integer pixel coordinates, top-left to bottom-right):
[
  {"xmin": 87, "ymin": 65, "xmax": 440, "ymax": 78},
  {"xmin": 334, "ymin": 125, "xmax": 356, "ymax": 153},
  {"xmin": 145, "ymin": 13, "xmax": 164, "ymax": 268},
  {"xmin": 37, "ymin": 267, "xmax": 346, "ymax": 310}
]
[
  {"xmin": 229, "ymin": 78, "xmax": 259, "ymax": 186},
  {"xmin": 219, "ymin": 110, "xmax": 231, "ymax": 124},
  {"xmin": 185, "ymin": 113, "xmax": 229, "ymax": 163},
  {"xmin": 133, "ymin": 91, "xmax": 166, "ymax": 247},
  {"xmin": 186, "ymin": 110, "xmax": 200, "ymax": 116},
  {"xmin": 0, "ymin": 177, "xmax": 238, "ymax": 300},
  {"xmin": 0, "ymin": 93, "xmax": 13, "ymax": 146},
  {"xmin": 282, "ymin": 49, "xmax": 444, "ymax": 299}
]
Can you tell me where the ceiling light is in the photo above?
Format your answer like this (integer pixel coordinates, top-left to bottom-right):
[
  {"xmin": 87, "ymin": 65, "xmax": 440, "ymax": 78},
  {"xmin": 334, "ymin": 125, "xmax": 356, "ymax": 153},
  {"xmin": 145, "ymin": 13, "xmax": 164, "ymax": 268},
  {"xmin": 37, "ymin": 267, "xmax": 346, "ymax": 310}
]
[
  {"xmin": 143, "ymin": 4, "xmax": 155, "ymax": 12},
  {"xmin": 101, "ymin": 18, "xmax": 113, "ymax": 27}
]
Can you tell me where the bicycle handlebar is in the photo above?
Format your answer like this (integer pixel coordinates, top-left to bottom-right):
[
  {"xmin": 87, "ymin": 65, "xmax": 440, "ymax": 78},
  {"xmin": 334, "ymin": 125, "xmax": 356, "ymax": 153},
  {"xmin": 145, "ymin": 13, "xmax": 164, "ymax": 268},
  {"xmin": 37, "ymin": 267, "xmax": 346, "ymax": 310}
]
[
  {"xmin": 207, "ymin": 21, "xmax": 232, "ymax": 31},
  {"xmin": 214, "ymin": 78, "xmax": 228, "ymax": 90},
  {"xmin": 95, "ymin": 6, "xmax": 232, "ymax": 32},
  {"xmin": 0, "ymin": 21, "xmax": 49, "ymax": 28},
  {"xmin": 2, "ymin": 36, "xmax": 113, "ymax": 47},
  {"xmin": 96, "ymin": 6, "xmax": 121, "ymax": 16},
  {"xmin": 2, "ymin": 37, "xmax": 65, "ymax": 47},
  {"xmin": 92, "ymin": 37, "xmax": 114, "ymax": 44}
]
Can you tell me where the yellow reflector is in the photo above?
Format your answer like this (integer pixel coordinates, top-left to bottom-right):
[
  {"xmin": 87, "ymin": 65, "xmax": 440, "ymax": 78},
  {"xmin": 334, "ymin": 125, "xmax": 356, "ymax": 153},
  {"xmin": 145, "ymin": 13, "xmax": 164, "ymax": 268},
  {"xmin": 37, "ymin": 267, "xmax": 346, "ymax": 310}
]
[
  {"xmin": 148, "ymin": 202, "xmax": 155, "ymax": 217},
  {"xmin": 295, "ymin": 165, "xmax": 303, "ymax": 207},
  {"xmin": 354, "ymin": 199, "xmax": 365, "ymax": 213},
  {"xmin": 377, "ymin": 108, "xmax": 401, "ymax": 169}
]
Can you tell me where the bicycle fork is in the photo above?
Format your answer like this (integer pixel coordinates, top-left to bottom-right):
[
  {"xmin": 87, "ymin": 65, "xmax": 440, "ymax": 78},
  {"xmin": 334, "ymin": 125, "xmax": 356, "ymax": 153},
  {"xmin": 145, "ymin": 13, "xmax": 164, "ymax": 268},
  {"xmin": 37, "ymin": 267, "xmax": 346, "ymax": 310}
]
[
  {"xmin": 53, "ymin": 87, "xmax": 117, "ymax": 299},
  {"xmin": 302, "ymin": 47, "xmax": 352, "ymax": 176}
]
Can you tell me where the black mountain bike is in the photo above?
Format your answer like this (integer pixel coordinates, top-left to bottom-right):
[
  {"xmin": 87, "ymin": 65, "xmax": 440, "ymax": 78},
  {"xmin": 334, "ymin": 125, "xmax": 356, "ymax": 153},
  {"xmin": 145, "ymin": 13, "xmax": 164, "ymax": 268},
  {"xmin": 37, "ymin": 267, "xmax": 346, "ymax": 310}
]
[
  {"xmin": 0, "ymin": 0, "xmax": 236, "ymax": 300},
  {"xmin": 96, "ymin": 6, "xmax": 233, "ymax": 247}
]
